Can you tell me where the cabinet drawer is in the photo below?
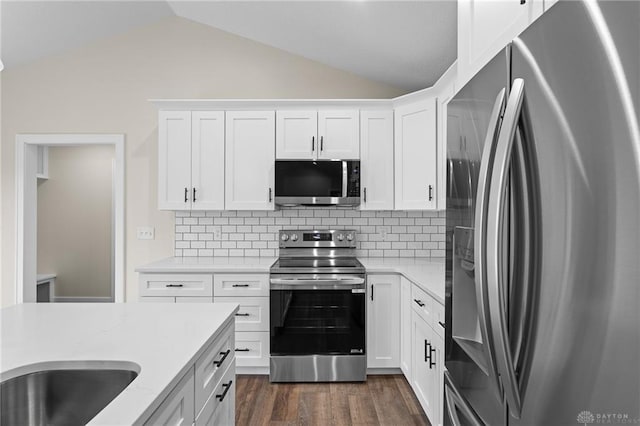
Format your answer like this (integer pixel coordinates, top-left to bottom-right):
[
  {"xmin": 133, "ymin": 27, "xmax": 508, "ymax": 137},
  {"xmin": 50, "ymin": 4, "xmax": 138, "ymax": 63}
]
[
  {"xmin": 411, "ymin": 283, "xmax": 433, "ymax": 323},
  {"xmin": 214, "ymin": 274, "xmax": 269, "ymax": 297},
  {"xmin": 145, "ymin": 366, "xmax": 195, "ymax": 426},
  {"xmin": 140, "ymin": 273, "xmax": 213, "ymax": 297},
  {"xmin": 195, "ymin": 323, "xmax": 234, "ymax": 417},
  {"xmin": 234, "ymin": 331, "xmax": 269, "ymax": 367},
  {"xmin": 214, "ymin": 297, "xmax": 269, "ymax": 332},
  {"xmin": 195, "ymin": 360, "xmax": 235, "ymax": 426}
]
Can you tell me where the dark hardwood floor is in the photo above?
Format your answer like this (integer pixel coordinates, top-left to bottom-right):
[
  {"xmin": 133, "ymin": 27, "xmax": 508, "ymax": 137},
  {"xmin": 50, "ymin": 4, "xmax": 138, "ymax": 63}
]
[{"xmin": 235, "ymin": 375, "xmax": 431, "ymax": 426}]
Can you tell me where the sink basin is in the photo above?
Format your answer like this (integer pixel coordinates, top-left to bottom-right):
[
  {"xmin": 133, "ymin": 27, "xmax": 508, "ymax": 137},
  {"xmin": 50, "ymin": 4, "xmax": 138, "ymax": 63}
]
[{"xmin": 1, "ymin": 367, "xmax": 138, "ymax": 425}]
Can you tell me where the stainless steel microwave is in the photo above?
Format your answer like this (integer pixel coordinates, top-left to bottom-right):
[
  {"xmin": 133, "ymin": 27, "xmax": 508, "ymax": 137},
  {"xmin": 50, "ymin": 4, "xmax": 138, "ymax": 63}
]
[{"xmin": 274, "ymin": 160, "xmax": 360, "ymax": 206}]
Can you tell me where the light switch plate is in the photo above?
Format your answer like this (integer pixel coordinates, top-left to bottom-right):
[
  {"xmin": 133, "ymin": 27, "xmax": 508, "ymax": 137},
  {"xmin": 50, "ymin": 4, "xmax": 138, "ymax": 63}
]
[{"xmin": 137, "ymin": 227, "xmax": 155, "ymax": 240}]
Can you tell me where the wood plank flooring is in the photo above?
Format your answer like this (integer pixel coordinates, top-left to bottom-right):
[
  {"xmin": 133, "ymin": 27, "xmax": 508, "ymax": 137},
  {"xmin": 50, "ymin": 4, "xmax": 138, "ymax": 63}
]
[{"xmin": 235, "ymin": 375, "xmax": 431, "ymax": 426}]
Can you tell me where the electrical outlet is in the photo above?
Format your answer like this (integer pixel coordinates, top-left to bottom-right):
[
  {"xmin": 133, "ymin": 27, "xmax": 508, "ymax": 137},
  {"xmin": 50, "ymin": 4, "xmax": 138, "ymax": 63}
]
[
  {"xmin": 378, "ymin": 226, "xmax": 391, "ymax": 241},
  {"xmin": 212, "ymin": 226, "xmax": 222, "ymax": 240},
  {"xmin": 137, "ymin": 227, "xmax": 155, "ymax": 240}
]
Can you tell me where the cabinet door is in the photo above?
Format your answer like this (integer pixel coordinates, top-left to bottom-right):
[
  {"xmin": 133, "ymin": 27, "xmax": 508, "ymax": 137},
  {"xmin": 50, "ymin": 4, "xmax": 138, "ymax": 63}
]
[
  {"xmin": 367, "ymin": 274, "xmax": 400, "ymax": 368},
  {"xmin": 191, "ymin": 111, "xmax": 225, "ymax": 210},
  {"xmin": 158, "ymin": 111, "xmax": 192, "ymax": 210},
  {"xmin": 411, "ymin": 311, "xmax": 435, "ymax": 422},
  {"xmin": 395, "ymin": 99, "xmax": 437, "ymax": 210},
  {"xmin": 144, "ymin": 367, "xmax": 195, "ymax": 426},
  {"xmin": 317, "ymin": 110, "xmax": 359, "ymax": 159},
  {"xmin": 430, "ymin": 331, "xmax": 444, "ymax": 426},
  {"xmin": 458, "ymin": 0, "xmax": 543, "ymax": 85},
  {"xmin": 360, "ymin": 110, "xmax": 394, "ymax": 211},
  {"xmin": 400, "ymin": 277, "xmax": 412, "ymax": 378},
  {"xmin": 225, "ymin": 111, "xmax": 275, "ymax": 210},
  {"xmin": 276, "ymin": 110, "xmax": 317, "ymax": 159}
]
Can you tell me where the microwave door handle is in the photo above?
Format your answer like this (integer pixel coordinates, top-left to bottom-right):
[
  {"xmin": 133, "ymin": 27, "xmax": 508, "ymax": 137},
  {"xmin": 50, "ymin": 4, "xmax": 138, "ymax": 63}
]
[{"xmin": 342, "ymin": 161, "xmax": 348, "ymax": 197}]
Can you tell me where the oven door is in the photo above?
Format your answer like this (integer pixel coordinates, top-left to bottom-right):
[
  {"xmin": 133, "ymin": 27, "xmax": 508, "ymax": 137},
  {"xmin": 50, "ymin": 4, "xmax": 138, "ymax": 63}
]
[{"xmin": 270, "ymin": 275, "xmax": 366, "ymax": 356}]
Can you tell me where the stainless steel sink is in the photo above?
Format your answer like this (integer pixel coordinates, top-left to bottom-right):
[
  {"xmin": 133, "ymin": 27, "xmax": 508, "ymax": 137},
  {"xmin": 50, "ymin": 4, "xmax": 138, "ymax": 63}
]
[{"xmin": 1, "ymin": 368, "xmax": 138, "ymax": 425}]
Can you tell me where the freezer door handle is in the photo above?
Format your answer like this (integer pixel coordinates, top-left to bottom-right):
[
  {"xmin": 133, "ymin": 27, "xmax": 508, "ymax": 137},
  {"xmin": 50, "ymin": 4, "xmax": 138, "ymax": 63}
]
[
  {"xmin": 473, "ymin": 87, "xmax": 507, "ymax": 397},
  {"xmin": 486, "ymin": 78, "xmax": 541, "ymax": 419},
  {"xmin": 444, "ymin": 371, "xmax": 483, "ymax": 426}
]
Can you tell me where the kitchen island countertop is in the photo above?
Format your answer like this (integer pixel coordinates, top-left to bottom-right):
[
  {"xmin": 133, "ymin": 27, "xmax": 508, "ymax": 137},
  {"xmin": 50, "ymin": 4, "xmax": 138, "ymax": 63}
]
[{"xmin": 0, "ymin": 302, "xmax": 238, "ymax": 425}]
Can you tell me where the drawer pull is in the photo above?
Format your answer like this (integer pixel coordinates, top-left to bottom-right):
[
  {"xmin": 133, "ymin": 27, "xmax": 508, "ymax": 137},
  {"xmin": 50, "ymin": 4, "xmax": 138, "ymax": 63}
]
[
  {"xmin": 216, "ymin": 380, "xmax": 233, "ymax": 402},
  {"xmin": 232, "ymin": 284, "xmax": 250, "ymax": 288},
  {"xmin": 165, "ymin": 284, "xmax": 184, "ymax": 288},
  {"xmin": 413, "ymin": 299, "xmax": 425, "ymax": 307},
  {"xmin": 235, "ymin": 348, "xmax": 250, "ymax": 352},
  {"xmin": 213, "ymin": 349, "xmax": 231, "ymax": 367},
  {"xmin": 235, "ymin": 312, "xmax": 251, "ymax": 317}
]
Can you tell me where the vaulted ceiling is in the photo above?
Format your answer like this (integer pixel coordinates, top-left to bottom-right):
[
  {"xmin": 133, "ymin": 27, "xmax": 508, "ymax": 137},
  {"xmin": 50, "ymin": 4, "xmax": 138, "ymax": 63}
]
[{"xmin": 1, "ymin": 1, "xmax": 457, "ymax": 91}]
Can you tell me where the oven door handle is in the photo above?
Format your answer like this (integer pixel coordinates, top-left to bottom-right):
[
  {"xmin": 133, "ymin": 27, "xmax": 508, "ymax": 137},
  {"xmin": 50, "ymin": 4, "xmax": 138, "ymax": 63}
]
[{"xmin": 270, "ymin": 278, "xmax": 365, "ymax": 290}]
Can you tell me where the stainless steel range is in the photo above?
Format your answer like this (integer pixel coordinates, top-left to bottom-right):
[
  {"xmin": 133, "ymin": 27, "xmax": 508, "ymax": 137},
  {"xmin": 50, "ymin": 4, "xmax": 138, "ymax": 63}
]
[{"xmin": 269, "ymin": 229, "xmax": 366, "ymax": 382}]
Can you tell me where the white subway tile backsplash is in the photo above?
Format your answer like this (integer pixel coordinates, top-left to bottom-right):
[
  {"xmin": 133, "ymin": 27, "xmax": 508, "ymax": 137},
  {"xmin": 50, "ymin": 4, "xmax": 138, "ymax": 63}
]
[{"xmin": 174, "ymin": 208, "xmax": 445, "ymax": 258}]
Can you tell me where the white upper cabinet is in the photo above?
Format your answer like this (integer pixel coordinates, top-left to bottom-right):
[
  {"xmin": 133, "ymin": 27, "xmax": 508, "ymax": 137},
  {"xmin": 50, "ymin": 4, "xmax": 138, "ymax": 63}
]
[
  {"xmin": 158, "ymin": 110, "xmax": 193, "ymax": 210},
  {"xmin": 225, "ymin": 111, "xmax": 275, "ymax": 210},
  {"xmin": 360, "ymin": 110, "xmax": 394, "ymax": 211},
  {"xmin": 191, "ymin": 111, "xmax": 225, "ymax": 210},
  {"xmin": 276, "ymin": 110, "xmax": 359, "ymax": 159},
  {"xmin": 158, "ymin": 110, "xmax": 225, "ymax": 211},
  {"xmin": 317, "ymin": 110, "xmax": 359, "ymax": 159},
  {"xmin": 394, "ymin": 99, "xmax": 437, "ymax": 210},
  {"xmin": 276, "ymin": 110, "xmax": 318, "ymax": 159},
  {"xmin": 458, "ymin": 0, "xmax": 544, "ymax": 86}
]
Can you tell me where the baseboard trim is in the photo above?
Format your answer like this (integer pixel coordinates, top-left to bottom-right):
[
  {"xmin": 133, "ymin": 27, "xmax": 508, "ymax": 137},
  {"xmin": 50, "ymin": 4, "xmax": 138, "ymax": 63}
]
[
  {"xmin": 53, "ymin": 297, "xmax": 114, "ymax": 303},
  {"xmin": 237, "ymin": 366, "xmax": 269, "ymax": 375},
  {"xmin": 367, "ymin": 367, "xmax": 403, "ymax": 375},
  {"xmin": 236, "ymin": 367, "xmax": 403, "ymax": 376}
]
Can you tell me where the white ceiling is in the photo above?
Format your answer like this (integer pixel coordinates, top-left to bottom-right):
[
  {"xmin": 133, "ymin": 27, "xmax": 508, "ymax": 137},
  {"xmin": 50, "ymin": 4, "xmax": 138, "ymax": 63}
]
[{"xmin": 1, "ymin": 1, "xmax": 457, "ymax": 91}]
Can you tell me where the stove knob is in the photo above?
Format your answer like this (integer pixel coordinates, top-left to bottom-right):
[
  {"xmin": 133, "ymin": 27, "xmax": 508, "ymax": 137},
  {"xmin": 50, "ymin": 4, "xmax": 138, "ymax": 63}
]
[
  {"xmin": 346, "ymin": 233, "xmax": 354, "ymax": 241},
  {"xmin": 337, "ymin": 234, "xmax": 344, "ymax": 241},
  {"xmin": 291, "ymin": 234, "xmax": 299, "ymax": 242},
  {"xmin": 281, "ymin": 234, "xmax": 289, "ymax": 241}
]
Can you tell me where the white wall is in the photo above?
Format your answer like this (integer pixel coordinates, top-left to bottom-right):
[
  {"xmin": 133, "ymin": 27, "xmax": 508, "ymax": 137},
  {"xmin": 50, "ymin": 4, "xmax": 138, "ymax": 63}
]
[
  {"xmin": 0, "ymin": 17, "xmax": 405, "ymax": 306},
  {"xmin": 37, "ymin": 145, "xmax": 114, "ymax": 298}
]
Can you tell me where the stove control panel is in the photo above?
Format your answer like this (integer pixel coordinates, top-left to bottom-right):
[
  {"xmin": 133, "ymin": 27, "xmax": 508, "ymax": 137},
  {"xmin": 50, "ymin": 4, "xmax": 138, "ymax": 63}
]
[{"xmin": 279, "ymin": 229, "xmax": 357, "ymax": 248}]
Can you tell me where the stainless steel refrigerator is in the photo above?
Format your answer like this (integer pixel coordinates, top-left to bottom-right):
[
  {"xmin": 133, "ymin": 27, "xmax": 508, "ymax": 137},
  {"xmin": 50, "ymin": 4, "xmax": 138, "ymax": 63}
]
[{"xmin": 445, "ymin": 1, "xmax": 640, "ymax": 425}]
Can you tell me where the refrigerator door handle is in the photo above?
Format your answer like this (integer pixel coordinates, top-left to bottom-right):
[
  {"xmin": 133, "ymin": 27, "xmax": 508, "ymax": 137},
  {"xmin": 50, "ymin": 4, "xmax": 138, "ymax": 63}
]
[
  {"xmin": 444, "ymin": 371, "xmax": 484, "ymax": 426},
  {"xmin": 486, "ymin": 78, "xmax": 539, "ymax": 419},
  {"xmin": 473, "ymin": 87, "xmax": 507, "ymax": 396}
]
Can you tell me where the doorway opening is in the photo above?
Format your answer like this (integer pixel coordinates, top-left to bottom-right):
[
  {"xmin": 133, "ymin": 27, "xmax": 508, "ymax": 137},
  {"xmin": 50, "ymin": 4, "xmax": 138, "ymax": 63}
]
[{"xmin": 16, "ymin": 134, "xmax": 125, "ymax": 303}]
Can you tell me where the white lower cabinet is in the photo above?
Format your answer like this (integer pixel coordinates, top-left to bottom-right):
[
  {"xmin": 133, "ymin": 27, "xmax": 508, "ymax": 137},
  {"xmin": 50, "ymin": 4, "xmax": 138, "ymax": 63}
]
[
  {"xmin": 214, "ymin": 296, "xmax": 269, "ymax": 332},
  {"xmin": 367, "ymin": 274, "xmax": 400, "ymax": 368},
  {"xmin": 145, "ymin": 322, "xmax": 235, "ymax": 426},
  {"xmin": 234, "ymin": 331, "xmax": 270, "ymax": 367},
  {"xmin": 400, "ymin": 277, "xmax": 412, "ymax": 378},
  {"xmin": 139, "ymin": 273, "xmax": 213, "ymax": 298},
  {"xmin": 410, "ymin": 288, "xmax": 444, "ymax": 426},
  {"xmin": 196, "ymin": 360, "xmax": 236, "ymax": 426},
  {"xmin": 144, "ymin": 366, "xmax": 196, "ymax": 426},
  {"xmin": 139, "ymin": 273, "xmax": 270, "ymax": 370}
]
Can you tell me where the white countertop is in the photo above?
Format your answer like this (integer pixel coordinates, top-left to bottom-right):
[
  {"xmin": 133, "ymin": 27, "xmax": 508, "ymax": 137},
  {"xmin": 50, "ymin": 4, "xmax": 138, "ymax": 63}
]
[
  {"xmin": 359, "ymin": 257, "xmax": 445, "ymax": 304},
  {"xmin": 135, "ymin": 256, "xmax": 277, "ymax": 273},
  {"xmin": 137, "ymin": 256, "xmax": 445, "ymax": 304},
  {"xmin": 36, "ymin": 273, "xmax": 56, "ymax": 283},
  {"xmin": 0, "ymin": 302, "xmax": 238, "ymax": 425}
]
